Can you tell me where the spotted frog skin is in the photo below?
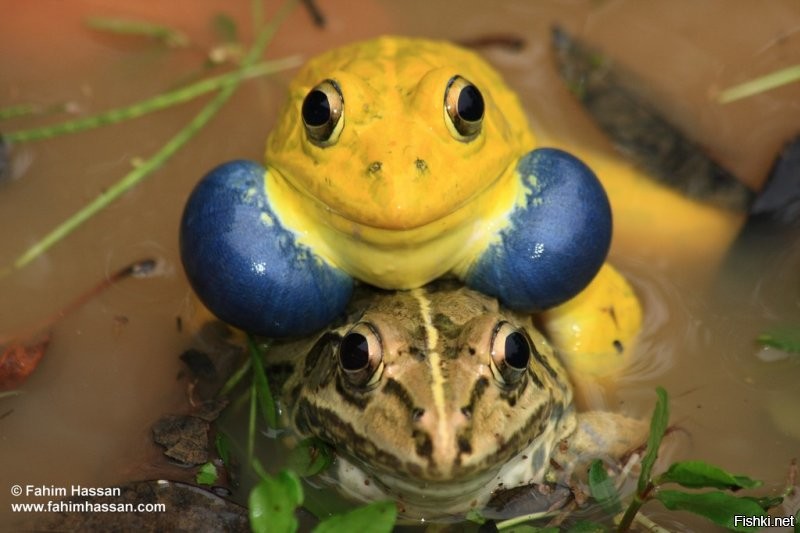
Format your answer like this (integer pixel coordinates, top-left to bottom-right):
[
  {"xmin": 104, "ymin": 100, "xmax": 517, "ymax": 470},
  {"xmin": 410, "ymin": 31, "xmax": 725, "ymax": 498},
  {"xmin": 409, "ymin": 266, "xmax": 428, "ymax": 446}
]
[
  {"xmin": 180, "ymin": 36, "xmax": 640, "ymax": 352},
  {"xmin": 266, "ymin": 281, "xmax": 646, "ymax": 519}
]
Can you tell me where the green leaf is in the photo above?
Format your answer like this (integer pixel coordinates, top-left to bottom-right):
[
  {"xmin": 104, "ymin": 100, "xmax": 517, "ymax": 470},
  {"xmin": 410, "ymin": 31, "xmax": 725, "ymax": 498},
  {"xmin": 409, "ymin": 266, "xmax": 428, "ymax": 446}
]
[
  {"xmin": 312, "ymin": 500, "xmax": 397, "ymax": 533},
  {"xmin": 655, "ymin": 489, "xmax": 767, "ymax": 532},
  {"xmin": 567, "ymin": 521, "xmax": 609, "ymax": 533},
  {"xmin": 743, "ymin": 495, "xmax": 783, "ymax": 510},
  {"xmin": 587, "ymin": 459, "xmax": 622, "ymax": 515},
  {"xmin": 657, "ymin": 460, "xmax": 762, "ymax": 490},
  {"xmin": 504, "ymin": 526, "xmax": 550, "ymax": 533},
  {"xmin": 466, "ymin": 508, "xmax": 486, "ymax": 524},
  {"xmin": 287, "ymin": 438, "xmax": 334, "ymax": 476},
  {"xmin": 248, "ymin": 335, "xmax": 278, "ymax": 428},
  {"xmin": 215, "ymin": 431, "xmax": 232, "ymax": 467},
  {"xmin": 195, "ymin": 461, "xmax": 218, "ymax": 486},
  {"xmin": 249, "ymin": 470, "xmax": 304, "ymax": 533},
  {"xmin": 638, "ymin": 387, "xmax": 670, "ymax": 494},
  {"xmin": 757, "ymin": 328, "xmax": 800, "ymax": 353}
]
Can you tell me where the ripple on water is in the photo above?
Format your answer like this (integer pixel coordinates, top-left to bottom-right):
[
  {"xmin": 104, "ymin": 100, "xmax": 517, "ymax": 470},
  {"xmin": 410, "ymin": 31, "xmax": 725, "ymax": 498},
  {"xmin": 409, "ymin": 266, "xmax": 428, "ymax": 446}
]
[{"xmin": 614, "ymin": 258, "xmax": 708, "ymax": 387}]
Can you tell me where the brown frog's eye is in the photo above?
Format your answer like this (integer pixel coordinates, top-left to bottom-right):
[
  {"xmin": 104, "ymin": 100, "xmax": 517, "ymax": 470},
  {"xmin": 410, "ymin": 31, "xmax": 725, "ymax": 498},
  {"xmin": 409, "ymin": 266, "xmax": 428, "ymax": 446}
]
[
  {"xmin": 489, "ymin": 321, "xmax": 531, "ymax": 386},
  {"xmin": 302, "ymin": 79, "xmax": 344, "ymax": 146},
  {"xmin": 444, "ymin": 75, "xmax": 484, "ymax": 141},
  {"xmin": 338, "ymin": 322, "xmax": 384, "ymax": 388}
]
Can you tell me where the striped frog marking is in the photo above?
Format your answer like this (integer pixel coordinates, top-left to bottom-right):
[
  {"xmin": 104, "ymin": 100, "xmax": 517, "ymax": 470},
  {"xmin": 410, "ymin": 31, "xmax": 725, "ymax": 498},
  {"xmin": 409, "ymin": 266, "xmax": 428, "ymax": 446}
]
[{"xmin": 267, "ymin": 281, "xmax": 644, "ymax": 519}]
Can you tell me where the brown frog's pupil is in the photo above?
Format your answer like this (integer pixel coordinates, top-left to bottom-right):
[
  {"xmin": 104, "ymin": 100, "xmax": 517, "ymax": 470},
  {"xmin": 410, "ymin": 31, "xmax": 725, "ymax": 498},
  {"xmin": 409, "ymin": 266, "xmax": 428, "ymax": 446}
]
[
  {"xmin": 340, "ymin": 332, "xmax": 369, "ymax": 371},
  {"xmin": 504, "ymin": 331, "xmax": 530, "ymax": 369},
  {"xmin": 302, "ymin": 89, "xmax": 331, "ymax": 127},
  {"xmin": 458, "ymin": 85, "xmax": 484, "ymax": 122}
]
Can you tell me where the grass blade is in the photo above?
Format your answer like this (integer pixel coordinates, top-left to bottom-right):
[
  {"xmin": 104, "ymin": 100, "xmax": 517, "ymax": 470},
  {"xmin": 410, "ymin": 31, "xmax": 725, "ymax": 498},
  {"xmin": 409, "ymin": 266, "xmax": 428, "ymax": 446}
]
[
  {"xmin": 4, "ymin": 58, "xmax": 299, "ymax": 144},
  {"xmin": 247, "ymin": 335, "xmax": 278, "ymax": 429},
  {"xmin": 718, "ymin": 65, "xmax": 800, "ymax": 104},
  {"xmin": 85, "ymin": 16, "xmax": 189, "ymax": 47}
]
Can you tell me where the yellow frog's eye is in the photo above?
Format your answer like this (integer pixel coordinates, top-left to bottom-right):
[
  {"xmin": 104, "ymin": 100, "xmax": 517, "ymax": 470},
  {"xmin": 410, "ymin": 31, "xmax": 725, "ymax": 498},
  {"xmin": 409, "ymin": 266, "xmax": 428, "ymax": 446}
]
[
  {"xmin": 444, "ymin": 75, "xmax": 485, "ymax": 141},
  {"xmin": 301, "ymin": 79, "xmax": 344, "ymax": 146},
  {"xmin": 338, "ymin": 322, "xmax": 384, "ymax": 388},
  {"xmin": 489, "ymin": 321, "xmax": 531, "ymax": 386}
]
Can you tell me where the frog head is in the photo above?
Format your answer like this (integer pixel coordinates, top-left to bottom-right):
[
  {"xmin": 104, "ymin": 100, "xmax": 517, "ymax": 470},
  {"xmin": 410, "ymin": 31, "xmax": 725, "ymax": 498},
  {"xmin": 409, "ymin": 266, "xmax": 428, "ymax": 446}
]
[
  {"xmin": 180, "ymin": 37, "xmax": 617, "ymax": 339},
  {"xmin": 266, "ymin": 36, "xmax": 534, "ymax": 230}
]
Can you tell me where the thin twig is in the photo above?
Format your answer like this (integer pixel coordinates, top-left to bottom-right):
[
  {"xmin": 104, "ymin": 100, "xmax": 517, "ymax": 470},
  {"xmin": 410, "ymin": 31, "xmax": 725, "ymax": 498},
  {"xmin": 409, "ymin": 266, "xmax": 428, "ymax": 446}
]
[
  {"xmin": 0, "ymin": 258, "xmax": 156, "ymax": 344},
  {"xmin": 717, "ymin": 64, "xmax": 800, "ymax": 103},
  {"xmin": 85, "ymin": 16, "xmax": 189, "ymax": 47},
  {"xmin": 4, "ymin": 57, "xmax": 300, "ymax": 144}
]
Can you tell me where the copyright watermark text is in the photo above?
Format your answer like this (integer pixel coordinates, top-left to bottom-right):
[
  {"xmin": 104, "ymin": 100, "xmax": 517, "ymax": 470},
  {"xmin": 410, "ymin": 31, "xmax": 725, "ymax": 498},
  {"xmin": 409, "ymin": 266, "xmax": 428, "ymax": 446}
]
[
  {"xmin": 9, "ymin": 484, "xmax": 165, "ymax": 514},
  {"xmin": 734, "ymin": 515, "xmax": 796, "ymax": 528}
]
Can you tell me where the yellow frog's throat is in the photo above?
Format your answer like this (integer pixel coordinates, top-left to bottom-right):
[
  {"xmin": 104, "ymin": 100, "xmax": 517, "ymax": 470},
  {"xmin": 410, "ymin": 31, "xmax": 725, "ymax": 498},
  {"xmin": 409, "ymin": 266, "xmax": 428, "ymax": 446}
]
[{"xmin": 263, "ymin": 162, "xmax": 520, "ymax": 288}]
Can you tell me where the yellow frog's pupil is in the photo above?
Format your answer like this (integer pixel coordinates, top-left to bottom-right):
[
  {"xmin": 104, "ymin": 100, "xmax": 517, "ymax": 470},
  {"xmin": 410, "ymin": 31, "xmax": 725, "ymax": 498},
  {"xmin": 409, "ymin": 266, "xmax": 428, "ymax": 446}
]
[
  {"xmin": 458, "ymin": 84, "xmax": 484, "ymax": 122},
  {"xmin": 301, "ymin": 79, "xmax": 344, "ymax": 145},
  {"xmin": 302, "ymin": 90, "xmax": 330, "ymax": 127},
  {"xmin": 444, "ymin": 75, "xmax": 484, "ymax": 140}
]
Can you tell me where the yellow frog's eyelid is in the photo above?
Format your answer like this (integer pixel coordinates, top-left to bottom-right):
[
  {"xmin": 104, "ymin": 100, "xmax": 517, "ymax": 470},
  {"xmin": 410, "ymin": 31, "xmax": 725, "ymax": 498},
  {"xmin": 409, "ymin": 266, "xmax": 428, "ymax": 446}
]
[
  {"xmin": 338, "ymin": 322, "xmax": 384, "ymax": 388},
  {"xmin": 443, "ymin": 75, "xmax": 484, "ymax": 142},
  {"xmin": 302, "ymin": 79, "xmax": 344, "ymax": 146},
  {"xmin": 489, "ymin": 321, "xmax": 530, "ymax": 386}
]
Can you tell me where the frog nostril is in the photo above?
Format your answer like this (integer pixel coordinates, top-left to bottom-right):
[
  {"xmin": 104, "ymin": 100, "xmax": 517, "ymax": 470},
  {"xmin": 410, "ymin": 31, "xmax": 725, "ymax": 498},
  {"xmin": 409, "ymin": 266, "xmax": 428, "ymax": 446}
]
[{"xmin": 368, "ymin": 161, "xmax": 382, "ymax": 173}]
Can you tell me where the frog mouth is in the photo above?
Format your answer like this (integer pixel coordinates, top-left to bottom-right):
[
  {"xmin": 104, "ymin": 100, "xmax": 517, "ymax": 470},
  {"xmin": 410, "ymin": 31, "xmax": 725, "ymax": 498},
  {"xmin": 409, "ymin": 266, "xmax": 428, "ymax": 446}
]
[
  {"xmin": 268, "ymin": 160, "xmax": 519, "ymax": 232},
  {"xmin": 327, "ymin": 435, "xmax": 558, "ymax": 519}
]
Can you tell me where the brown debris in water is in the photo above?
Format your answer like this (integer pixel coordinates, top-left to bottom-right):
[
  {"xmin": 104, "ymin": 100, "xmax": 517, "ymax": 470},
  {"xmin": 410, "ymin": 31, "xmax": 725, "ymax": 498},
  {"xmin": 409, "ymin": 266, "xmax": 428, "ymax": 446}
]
[
  {"xmin": 152, "ymin": 415, "xmax": 211, "ymax": 465},
  {"xmin": 151, "ymin": 398, "xmax": 229, "ymax": 465},
  {"xmin": 0, "ymin": 258, "xmax": 156, "ymax": 391},
  {"xmin": 0, "ymin": 332, "xmax": 51, "ymax": 391}
]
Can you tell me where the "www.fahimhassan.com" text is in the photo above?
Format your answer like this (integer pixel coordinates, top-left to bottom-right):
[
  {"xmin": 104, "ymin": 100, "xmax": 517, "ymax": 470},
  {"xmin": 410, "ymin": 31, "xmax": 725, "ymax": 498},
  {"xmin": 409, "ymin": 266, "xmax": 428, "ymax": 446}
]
[{"xmin": 11, "ymin": 500, "xmax": 165, "ymax": 513}]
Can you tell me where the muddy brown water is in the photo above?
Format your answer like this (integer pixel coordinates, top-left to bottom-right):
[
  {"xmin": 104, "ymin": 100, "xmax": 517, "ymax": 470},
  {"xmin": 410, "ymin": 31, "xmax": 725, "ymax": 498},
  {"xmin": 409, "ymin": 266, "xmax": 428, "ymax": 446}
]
[{"xmin": 1, "ymin": 1, "xmax": 799, "ymax": 530}]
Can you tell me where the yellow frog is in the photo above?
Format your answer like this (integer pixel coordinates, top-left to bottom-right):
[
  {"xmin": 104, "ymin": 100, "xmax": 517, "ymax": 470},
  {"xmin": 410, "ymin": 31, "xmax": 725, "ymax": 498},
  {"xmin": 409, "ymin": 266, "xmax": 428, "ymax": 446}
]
[{"xmin": 180, "ymin": 36, "xmax": 643, "ymax": 367}]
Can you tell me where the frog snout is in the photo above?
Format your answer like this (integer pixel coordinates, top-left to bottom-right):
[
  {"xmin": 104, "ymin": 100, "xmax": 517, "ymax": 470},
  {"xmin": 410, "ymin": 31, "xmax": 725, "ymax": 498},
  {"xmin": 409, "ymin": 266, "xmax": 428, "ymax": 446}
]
[
  {"xmin": 410, "ymin": 407, "xmax": 473, "ymax": 478},
  {"xmin": 364, "ymin": 156, "xmax": 428, "ymax": 178}
]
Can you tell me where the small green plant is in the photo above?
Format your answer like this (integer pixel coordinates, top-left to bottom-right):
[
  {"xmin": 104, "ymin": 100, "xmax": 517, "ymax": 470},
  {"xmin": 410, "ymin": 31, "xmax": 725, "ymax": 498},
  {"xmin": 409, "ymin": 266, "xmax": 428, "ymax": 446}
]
[
  {"xmin": 478, "ymin": 387, "xmax": 791, "ymax": 532},
  {"xmin": 247, "ymin": 465, "xmax": 397, "ymax": 533},
  {"xmin": 607, "ymin": 387, "xmax": 783, "ymax": 532}
]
